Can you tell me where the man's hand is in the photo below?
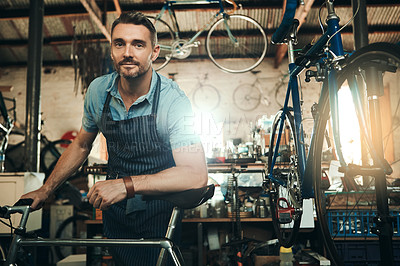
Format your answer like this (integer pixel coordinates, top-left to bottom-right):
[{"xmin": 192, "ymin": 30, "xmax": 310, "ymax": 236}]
[
  {"xmin": 20, "ymin": 187, "xmax": 51, "ymax": 211},
  {"xmin": 87, "ymin": 179, "xmax": 127, "ymax": 210}
]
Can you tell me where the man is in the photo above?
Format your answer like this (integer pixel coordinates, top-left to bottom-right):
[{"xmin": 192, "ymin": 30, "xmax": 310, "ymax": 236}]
[{"xmin": 21, "ymin": 11, "xmax": 208, "ymax": 265}]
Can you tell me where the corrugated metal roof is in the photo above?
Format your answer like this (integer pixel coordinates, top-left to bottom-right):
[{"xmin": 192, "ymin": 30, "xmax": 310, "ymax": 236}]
[{"xmin": 0, "ymin": 0, "xmax": 399, "ymax": 66}]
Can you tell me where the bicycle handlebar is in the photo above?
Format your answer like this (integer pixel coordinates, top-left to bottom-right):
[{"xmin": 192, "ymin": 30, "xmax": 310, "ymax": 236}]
[
  {"xmin": 271, "ymin": 0, "xmax": 298, "ymax": 44},
  {"xmin": 0, "ymin": 206, "xmax": 8, "ymax": 217},
  {"xmin": 0, "ymin": 198, "xmax": 33, "ymax": 219}
]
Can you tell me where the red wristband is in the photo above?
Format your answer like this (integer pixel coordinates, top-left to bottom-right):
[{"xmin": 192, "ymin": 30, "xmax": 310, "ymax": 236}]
[{"xmin": 122, "ymin": 176, "xmax": 135, "ymax": 199}]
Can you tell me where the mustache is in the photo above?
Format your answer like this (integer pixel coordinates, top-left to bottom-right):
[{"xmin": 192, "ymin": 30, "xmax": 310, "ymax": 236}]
[{"xmin": 118, "ymin": 58, "xmax": 139, "ymax": 65}]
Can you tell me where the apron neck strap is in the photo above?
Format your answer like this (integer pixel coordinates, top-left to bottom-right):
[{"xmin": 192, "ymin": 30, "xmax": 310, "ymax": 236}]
[{"xmin": 151, "ymin": 73, "xmax": 161, "ymax": 115}]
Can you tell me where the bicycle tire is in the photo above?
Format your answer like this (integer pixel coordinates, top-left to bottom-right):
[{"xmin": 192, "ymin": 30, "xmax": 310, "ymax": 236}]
[
  {"xmin": 313, "ymin": 42, "xmax": 400, "ymax": 266},
  {"xmin": 54, "ymin": 214, "xmax": 90, "ymax": 260},
  {"xmin": 40, "ymin": 139, "xmax": 72, "ymax": 178},
  {"xmin": 233, "ymin": 83, "xmax": 261, "ymax": 111},
  {"xmin": 146, "ymin": 16, "xmax": 175, "ymax": 71},
  {"xmin": 192, "ymin": 84, "xmax": 221, "ymax": 111},
  {"xmin": 206, "ymin": 15, "xmax": 267, "ymax": 73},
  {"xmin": 267, "ymin": 109, "xmax": 302, "ymax": 248}
]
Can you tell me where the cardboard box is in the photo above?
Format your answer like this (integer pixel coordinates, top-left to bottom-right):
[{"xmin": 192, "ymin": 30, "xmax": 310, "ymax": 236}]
[
  {"xmin": 253, "ymin": 255, "xmax": 280, "ymax": 266},
  {"xmin": 56, "ymin": 254, "xmax": 86, "ymax": 266},
  {"xmin": 0, "ymin": 172, "xmax": 44, "ymax": 233}
]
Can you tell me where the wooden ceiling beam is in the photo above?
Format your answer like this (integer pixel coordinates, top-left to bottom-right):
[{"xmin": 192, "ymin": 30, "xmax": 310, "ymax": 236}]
[
  {"xmin": 79, "ymin": 0, "xmax": 111, "ymax": 42},
  {"xmin": 113, "ymin": 0, "xmax": 122, "ymax": 15},
  {"xmin": 89, "ymin": 0, "xmax": 102, "ymax": 19},
  {"xmin": 1, "ymin": 27, "xmax": 399, "ymax": 48}
]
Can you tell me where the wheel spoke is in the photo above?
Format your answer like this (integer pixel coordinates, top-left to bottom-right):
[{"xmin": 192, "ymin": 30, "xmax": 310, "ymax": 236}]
[
  {"xmin": 206, "ymin": 15, "xmax": 267, "ymax": 73},
  {"xmin": 268, "ymin": 110, "xmax": 302, "ymax": 247}
]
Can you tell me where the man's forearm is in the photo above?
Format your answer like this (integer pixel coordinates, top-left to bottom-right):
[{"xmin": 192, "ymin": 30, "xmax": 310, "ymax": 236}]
[
  {"xmin": 42, "ymin": 135, "xmax": 93, "ymax": 195},
  {"xmin": 129, "ymin": 143, "xmax": 208, "ymax": 195},
  {"xmin": 131, "ymin": 164, "xmax": 208, "ymax": 195},
  {"xmin": 87, "ymin": 143, "xmax": 208, "ymax": 210}
]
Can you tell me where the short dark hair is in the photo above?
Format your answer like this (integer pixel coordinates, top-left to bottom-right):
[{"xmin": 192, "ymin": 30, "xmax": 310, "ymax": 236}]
[{"xmin": 111, "ymin": 11, "xmax": 157, "ymax": 47}]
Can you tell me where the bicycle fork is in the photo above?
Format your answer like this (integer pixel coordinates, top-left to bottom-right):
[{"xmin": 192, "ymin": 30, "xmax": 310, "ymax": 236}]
[{"xmin": 365, "ymin": 67, "xmax": 394, "ymax": 266}]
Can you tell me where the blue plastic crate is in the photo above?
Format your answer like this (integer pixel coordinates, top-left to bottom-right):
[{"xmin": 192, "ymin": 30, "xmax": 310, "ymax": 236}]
[
  {"xmin": 335, "ymin": 240, "xmax": 400, "ymax": 265},
  {"xmin": 327, "ymin": 210, "xmax": 400, "ymax": 237}
]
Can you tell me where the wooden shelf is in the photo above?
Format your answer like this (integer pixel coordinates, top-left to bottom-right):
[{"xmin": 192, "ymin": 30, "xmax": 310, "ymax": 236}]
[
  {"xmin": 88, "ymin": 217, "xmax": 274, "ymax": 223},
  {"xmin": 207, "ymin": 163, "xmax": 266, "ymax": 174},
  {"xmin": 0, "ymin": 85, "xmax": 13, "ymax": 92},
  {"xmin": 85, "ymin": 219, "xmax": 103, "ymax": 224},
  {"xmin": 182, "ymin": 217, "xmax": 272, "ymax": 222},
  {"xmin": 333, "ymin": 236, "xmax": 400, "ymax": 241}
]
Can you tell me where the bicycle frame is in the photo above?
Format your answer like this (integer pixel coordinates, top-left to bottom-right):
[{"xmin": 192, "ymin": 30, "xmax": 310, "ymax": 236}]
[
  {"xmin": 1, "ymin": 185, "xmax": 214, "ymax": 265},
  {"xmin": 2, "ymin": 205, "xmax": 183, "ymax": 266},
  {"xmin": 153, "ymin": 0, "xmax": 237, "ymax": 50},
  {"xmin": 0, "ymin": 93, "xmax": 14, "ymax": 173},
  {"xmin": 267, "ymin": 0, "xmax": 376, "ymax": 199}
]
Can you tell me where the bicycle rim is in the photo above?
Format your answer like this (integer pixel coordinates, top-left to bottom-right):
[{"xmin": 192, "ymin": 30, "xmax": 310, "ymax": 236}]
[
  {"xmin": 55, "ymin": 214, "xmax": 90, "ymax": 260},
  {"xmin": 206, "ymin": 15, "xmax": 267, "ymax": 73},
  {"xmin": 146, "ymin": 16, "xmax": 174, "ymax": 71},
  {"xmin": 192, "ymin": 84, "xmax": 221, "ymax": 112},
  {"xmin": 268, "ymin": 109, "xmax": 302, "ymax": 247},
  {"xmin": 233, "ymin": 83, "xmax": 261, "ymax": 111},
  {"xmin": 313, "ymin": 42, "xmax": 400, "ymax": 266}
]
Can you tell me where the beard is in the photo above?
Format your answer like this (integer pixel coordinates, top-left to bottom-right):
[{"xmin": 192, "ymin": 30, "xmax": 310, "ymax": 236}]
[{"xmin": 114, "ymin": 58, "xmax": 151, "ymax": 79}]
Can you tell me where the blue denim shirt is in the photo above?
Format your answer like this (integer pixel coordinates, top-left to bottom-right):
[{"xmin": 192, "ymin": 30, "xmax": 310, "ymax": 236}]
[{"xmin": 82, "ymin": 70, "xmax": 200, "ymax": 150}]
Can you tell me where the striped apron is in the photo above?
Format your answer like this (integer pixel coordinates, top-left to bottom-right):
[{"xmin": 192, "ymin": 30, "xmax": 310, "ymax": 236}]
[{"xmin": 100, "ymin": 74, "xmax": 180, "ymax": 266}]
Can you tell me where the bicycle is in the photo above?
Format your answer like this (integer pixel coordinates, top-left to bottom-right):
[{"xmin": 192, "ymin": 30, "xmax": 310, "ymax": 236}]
[
  {"xmin": 5, "ymin": 131, "xmax": 73, "ymax": 178},
  {"xmin": 265, "ymin": 0, "xmax": 400, "ymax": 265},
  {"xmin": 146, "ymin": 0, "xmax": 268, "ymax": 73},
  {"xmin": 169, "ymin": 72, "xmax": 220, "ymax": 112},
  {"xmin": 0, "ymin": 93, "xmax": 16, "ymax": 173},
  {"xmin": 232, "ymin": 70, "xmax": 289, "ymax": 111},
  {"xmin": 0, "ymin": 94, "xmax": 74, "ymax": 179},
  {"xmin": 0, "ymin": 185, "xmax": 214, "ymax": 266},
  {"xmin": 190, "ymin": 73, "xmax": 221, "ymax": 112}
]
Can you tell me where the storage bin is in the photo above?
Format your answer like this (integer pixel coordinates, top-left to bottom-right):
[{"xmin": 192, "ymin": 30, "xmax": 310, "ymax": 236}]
[
  {"xmin": 335, "ymin": 240, "xmax": 400, "ymax": 265},
  {"xmin": 327, "ymin": 210, "xmax": 400, "ymax": 237}
]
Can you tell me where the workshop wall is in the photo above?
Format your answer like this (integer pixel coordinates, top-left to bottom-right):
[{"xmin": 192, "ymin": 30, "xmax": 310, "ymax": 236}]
[
  {"xmin": 0, "ymin": 59, "xmax": 322, "ymax": 157},
  {"xmin": 0, "ymin": 67, "xmax": 83, "ymax": 142}
]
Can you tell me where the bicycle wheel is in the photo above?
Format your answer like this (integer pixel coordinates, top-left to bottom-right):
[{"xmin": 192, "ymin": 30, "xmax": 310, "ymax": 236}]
[
  {"xmin": 206, "ymin": 15, "xmax": 267, "ymax": 73},
  {"xmin": 233, "ymin": 83, "xmax": 261, "ymax": 111},
  {"xmin": 55, "ymin": 214, "xmax": 90, "ymax": 260},
  {"xmin": 267, "ymin": 109, "xmax": 302, "ymax": 248},
  {"xmin": 192, "ymin": 84, "xmax": 221, "ymax": 112},
  {"xmin": 313, "ymin": 42, "xmax": 400, "ymax": 266},
  {"xmin": 40, "ymin": 139, "xmax": 71, "ymax": 178},
  {"xmin": 146, "ymin": 16, "xmax": 175, "ymax": 71}
]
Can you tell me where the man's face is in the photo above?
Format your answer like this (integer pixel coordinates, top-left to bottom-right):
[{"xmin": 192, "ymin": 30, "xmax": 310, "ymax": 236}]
[{"xmin": 111, "ymin": 23, "xmax": 159, "ymax": 79}]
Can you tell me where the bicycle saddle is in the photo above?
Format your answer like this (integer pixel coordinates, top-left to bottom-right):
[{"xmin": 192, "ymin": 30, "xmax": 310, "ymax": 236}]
[{"xmin": 143, "ymin": 184, "xmax": 215, "ymax": 209}]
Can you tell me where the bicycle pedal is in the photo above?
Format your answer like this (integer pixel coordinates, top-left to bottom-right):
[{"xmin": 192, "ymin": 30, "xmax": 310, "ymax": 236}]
[
  {"xmin": 278, "ymin": 213, "xmax": 292, "ymax": 224},
  {"xmin": 277, "ymin": 198, "xmax": 296, "ymax": 224}
]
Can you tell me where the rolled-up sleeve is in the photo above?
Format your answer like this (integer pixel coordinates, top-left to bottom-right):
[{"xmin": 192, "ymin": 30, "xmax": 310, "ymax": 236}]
[{"xmin": 82, "ymin": 81, "xmax": 100, "ymax": 133}]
